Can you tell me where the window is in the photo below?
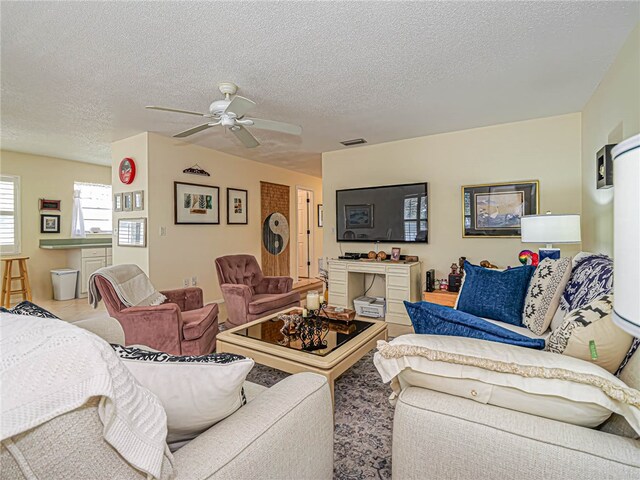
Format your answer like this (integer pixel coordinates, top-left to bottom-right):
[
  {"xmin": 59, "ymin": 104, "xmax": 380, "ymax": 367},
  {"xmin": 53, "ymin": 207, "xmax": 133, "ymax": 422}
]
[
  {"xmin": 74, "ymin": 182, "xmax": 112, "ymax": 234},
  {"xmin": 0, "ymin": 175, "xmax": 20, "ymax": 254},
  {"xmin": 403, "ymin": 194, "xmax": 428, "ymax": 241}
]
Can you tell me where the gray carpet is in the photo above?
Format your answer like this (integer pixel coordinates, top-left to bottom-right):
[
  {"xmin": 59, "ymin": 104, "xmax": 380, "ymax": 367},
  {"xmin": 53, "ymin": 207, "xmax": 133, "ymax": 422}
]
[{"xmin": 246, "ymin": 350, "xmax": 395, "ymax": 480}]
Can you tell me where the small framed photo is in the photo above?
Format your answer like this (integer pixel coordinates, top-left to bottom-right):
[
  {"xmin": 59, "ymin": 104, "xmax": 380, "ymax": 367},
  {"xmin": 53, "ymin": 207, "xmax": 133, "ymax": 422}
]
[
  {"xmin": 113, "ymin": 193, "xmax": 123, "ymax": 212},
  {"xmin": 317, "ymin": 204, "xmax": 324, "ymax": 227},
  {"xmin": 226, "ymin": 188, "xmax": 248, "ymax": 225},
  {"xmin": 39, "ymin": 199, "xmax": 61, "ymax": 211},
  {"xmin": 391, "ymin": 247, "xmax": 401, "ymax": 261},
  {"xmin": 133, "ymin": 190, "xmax": 144, "ymax": 211},
  {"xmin": 40, "ymin": 214, "xmax": 60, "ymax": 233},
  {"xmin": 123, "ymin": 192, "xmax": 133, "ymax": 212}
]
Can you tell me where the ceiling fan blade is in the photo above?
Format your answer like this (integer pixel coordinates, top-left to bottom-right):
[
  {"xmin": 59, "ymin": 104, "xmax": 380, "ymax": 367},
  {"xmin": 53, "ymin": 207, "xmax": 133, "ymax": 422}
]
[
  {"xmin": 173, "ymin": 123, "xmax": 216, "ymax": 138},
  {"xmin": 146, "ymin": 106, "xmax": 208, "ymax": 117},
  {"xmin": 225, "ymin": 95, "xmax": 256, "ymax": 117},
  {"xmin": 243, "ymin": 117, "xmax": 302, "ymax": 136},
  {"xmin": 231, "ymin": 126, "xmax": 260, "ymax": 148}
]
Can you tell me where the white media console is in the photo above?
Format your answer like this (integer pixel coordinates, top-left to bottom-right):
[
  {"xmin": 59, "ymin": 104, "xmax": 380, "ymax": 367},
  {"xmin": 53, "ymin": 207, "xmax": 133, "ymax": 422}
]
[{"xmin": 327, "ymin": 259, "xmax": 422, "ymax": 325}]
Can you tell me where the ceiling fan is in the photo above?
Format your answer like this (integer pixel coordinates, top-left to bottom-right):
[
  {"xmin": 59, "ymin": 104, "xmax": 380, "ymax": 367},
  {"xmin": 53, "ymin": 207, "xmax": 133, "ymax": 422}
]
[{"xmin": 145, "ymin": 82, "xmax": 302, "ymax": 148}]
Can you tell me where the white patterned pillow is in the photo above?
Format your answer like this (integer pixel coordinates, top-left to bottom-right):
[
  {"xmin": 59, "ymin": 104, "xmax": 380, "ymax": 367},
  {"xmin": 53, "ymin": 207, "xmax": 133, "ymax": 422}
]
[
  {"xmin": 112, "ymin": 345, "xmax": 254, "ymax": 449},
  {"xmin": 546, "ymin": 295, "xmax": 634, "ymax": 373},
  {"xmin": 522, "ymin": 257, "xmax": 572, "ymax": 335}
]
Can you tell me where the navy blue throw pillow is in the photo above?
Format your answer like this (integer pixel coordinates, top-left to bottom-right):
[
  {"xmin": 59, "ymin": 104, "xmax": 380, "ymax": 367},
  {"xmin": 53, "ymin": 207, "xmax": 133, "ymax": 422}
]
[
  {"xmin": 456, "ymin": 261, "xmax": 535, "ymax": 326},
  {"xmin": 404, "ymin": 301, "xmax": 545, "ymax": 349}
]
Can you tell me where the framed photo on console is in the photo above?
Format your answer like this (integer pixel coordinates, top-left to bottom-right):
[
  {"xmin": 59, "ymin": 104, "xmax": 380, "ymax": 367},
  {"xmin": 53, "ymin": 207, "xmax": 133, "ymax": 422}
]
[
  {"xmin": 226, "ymin": 188, "xmax": 248, "ymax": 224},
  {"xmin": 462, "ymin": 181, "xmax": 539, "ymax": 238}
]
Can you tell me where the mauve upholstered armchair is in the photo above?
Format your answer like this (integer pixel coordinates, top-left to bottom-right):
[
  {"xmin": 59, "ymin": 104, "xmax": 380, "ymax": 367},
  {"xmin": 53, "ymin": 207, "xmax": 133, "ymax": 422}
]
[
  {"xmin": 215, "ymin": 254, "xmax": 300, "ymax": 326},
  {"xmin": 94, "ymin": 276, "xmax": 219, "ymax": 355}
]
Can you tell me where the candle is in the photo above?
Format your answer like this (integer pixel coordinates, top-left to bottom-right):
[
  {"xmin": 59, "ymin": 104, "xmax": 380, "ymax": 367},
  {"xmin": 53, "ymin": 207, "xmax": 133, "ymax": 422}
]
[
  {"xmin": 306, "ymin": 290, "xmax": 320, "ymax": 310},
  {"xmin": 302, "ymin": 308, "xmax": 308, "ymax": 318}
]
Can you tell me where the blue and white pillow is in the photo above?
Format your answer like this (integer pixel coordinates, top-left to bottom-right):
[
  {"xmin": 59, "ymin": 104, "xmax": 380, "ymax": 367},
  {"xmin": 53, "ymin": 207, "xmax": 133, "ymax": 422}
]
[
  {"xmin": 561, "ymin": 253, "xmax": 613, "ymax": 313},
  {"xmin": 0, "ymin": 301, "xmax": 59, "ymax": 319},
  {"xmin": 112, "ymin": 344, "xmax": 254, "ymax": 449}
]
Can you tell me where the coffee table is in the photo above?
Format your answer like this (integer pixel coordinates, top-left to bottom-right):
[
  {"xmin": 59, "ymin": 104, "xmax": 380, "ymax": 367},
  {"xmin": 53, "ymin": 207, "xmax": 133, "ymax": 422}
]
[{"xmin": 216, "ymin": 308, "xmax": 388, "ymax": 403}]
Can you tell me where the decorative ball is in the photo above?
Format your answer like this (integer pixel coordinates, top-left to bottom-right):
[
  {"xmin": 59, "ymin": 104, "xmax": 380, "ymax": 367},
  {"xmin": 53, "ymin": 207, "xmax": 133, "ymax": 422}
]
[
  {"xmin": 518, "ymin": 250, "xmax": 534, "ymax": 265},
  {"xmin": 377, "ymin": 251, "xmax": 387, "ymax": 260},
  {"xmin": 368, "ymin": 251, "xmax": 377, "ymax": 259}
]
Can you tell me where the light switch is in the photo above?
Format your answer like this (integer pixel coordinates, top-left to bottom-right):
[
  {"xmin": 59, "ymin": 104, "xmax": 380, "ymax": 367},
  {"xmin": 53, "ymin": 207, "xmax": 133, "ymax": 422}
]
[{"xmin": 160, "ymin": 226, "xmax": 167, "ymax": 236}]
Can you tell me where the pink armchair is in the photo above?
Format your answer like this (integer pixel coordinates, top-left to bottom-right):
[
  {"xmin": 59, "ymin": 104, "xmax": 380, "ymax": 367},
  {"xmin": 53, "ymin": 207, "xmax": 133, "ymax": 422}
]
[
  {"xmin": 94, "ymin": 276, "xmax": 219, "ymax": 355},
  {"xmin": 215, "ymin": 255, "xmax": 300, "ymax": 326}
]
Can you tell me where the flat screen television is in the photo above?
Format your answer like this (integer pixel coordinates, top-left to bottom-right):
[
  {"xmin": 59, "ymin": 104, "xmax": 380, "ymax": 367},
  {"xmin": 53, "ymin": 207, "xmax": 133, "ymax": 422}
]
[{"xmin": 336, "ymin": 182, "xmax": 428, "ymax": 243}]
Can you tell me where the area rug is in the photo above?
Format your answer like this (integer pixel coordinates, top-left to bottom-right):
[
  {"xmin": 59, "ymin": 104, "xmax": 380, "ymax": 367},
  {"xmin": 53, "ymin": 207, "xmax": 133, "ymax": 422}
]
[{"xmin": 246, "ymin": 350, "xmax": 394, "ymax": 480}]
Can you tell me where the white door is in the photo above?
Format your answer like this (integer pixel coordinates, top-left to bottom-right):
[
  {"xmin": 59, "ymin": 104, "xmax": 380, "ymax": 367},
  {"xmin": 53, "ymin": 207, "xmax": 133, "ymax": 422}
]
[{"xmin": 297, "ymin": 190, "xmax": 310, "ymax": 278}]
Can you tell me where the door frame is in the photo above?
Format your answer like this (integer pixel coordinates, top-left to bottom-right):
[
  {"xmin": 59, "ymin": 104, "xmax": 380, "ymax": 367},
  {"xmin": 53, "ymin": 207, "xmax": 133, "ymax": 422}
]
[{"xmin": 295, "ymin": 186, "xmax": 315, "ymax": 282}]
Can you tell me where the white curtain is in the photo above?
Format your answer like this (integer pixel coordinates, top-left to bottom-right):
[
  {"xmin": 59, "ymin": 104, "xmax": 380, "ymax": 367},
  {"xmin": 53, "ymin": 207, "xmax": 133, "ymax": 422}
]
[{"xmin": 71, "ymin": 189, "xmax": 86, "ymax": 238}]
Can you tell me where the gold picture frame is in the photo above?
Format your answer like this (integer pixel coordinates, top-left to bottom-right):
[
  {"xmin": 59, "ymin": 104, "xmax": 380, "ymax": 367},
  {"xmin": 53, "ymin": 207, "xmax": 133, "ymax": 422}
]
[{"xmin": 461, "ymin": 180, "xmax": 539, "ymax": 238}]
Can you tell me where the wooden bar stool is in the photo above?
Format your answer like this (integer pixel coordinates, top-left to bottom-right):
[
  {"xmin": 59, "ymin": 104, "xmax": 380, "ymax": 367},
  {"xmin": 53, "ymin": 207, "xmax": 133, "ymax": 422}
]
[{"xmin": 1, "ymin": 256, "xmax": 32, "ymax": 308}]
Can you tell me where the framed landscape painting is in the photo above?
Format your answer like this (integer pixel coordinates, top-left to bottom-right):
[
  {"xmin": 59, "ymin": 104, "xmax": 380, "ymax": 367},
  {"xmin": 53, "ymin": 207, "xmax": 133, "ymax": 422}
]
[
  {"xmin": 462, "ymin": 181, "xmax": 539, "ymax": 237},
  {"xmin": 174, "ymin": 181, "xmax": 219, "ymax": 225}
]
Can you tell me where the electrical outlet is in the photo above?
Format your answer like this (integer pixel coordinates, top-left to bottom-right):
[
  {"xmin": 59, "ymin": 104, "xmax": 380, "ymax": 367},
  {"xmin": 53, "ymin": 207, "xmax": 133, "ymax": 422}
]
[
  {"xmin": 183, "ymin": 278, "xmax": 190, "ymax": 288},
  {"xmin": 191, "ymin": 276, "xmax": 197, "ymax": 286}
]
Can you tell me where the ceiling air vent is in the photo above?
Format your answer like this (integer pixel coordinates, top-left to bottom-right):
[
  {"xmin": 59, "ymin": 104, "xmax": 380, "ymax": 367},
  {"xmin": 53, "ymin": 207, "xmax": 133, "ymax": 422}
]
[{"xmin": 340, "ymin": 138, "xmax": 367, "ymax": 146}]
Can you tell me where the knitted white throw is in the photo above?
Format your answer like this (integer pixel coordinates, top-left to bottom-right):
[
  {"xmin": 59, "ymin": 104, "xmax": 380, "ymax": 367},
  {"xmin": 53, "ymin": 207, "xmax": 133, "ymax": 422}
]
[
  {"xmin": 88, "ymin": 264, "xmax": 167, "ymax": 309},
  {"xmin": 0, "ymin": 314, "xmax": 172, "ymax": 479}
]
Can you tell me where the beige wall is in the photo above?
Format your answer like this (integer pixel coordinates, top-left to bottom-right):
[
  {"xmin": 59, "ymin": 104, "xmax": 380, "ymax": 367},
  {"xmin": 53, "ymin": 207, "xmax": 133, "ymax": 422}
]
[
  {"xmin": 111, "ymin": 133, "xmax": 150, "ymax": 273},
  {"xmin": 0, "ymin": 150, "xmax": 111, "ymax": 300},
  {"xmin": 322, "ymin": 113, "xmax": 582, "ymax": 282},
  {"xmin": 112, "ymin": 133, "xmax": 323, "ymax": 304},
  {"xmin": 581, "ymin": 23, "xmax": 640, "ymax": 256}
]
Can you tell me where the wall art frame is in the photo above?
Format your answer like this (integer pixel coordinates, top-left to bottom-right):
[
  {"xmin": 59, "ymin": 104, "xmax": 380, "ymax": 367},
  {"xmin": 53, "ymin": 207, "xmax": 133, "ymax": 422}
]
[
  {"xmin": 117, "ymin": 218, "xmax": 147, "ymax": 247},
  {"xmin": 226, "ymin": 187, "xmax": 248, "ymax": 225},
  {"xmin": 113, "ymin": 193, "xmax": 123, "ymax": 212},
  {"xmin": 174, "ymin": 181, "xmax": 220, "ymax": 225},
  {"xmin": 133, "ymin": 190, "xmax": 144, "ymax": 211},
  {"xmin": 39, "ymin": 199, "xmax": 61, "ymax": 211},
  {"xmin": 40, "ymin": 214, "xmax": 60, "ymax": 234},
  {"xmin": 461, "ymin": 180, "xmax": 539, "ymax": 238}
]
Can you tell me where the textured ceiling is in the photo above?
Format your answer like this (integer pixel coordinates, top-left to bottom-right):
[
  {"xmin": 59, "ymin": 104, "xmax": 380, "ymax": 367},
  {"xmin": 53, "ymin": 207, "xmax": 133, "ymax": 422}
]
[{"xmin": 1, "ymin": 1, "xmax": 638, "ymax": 177}]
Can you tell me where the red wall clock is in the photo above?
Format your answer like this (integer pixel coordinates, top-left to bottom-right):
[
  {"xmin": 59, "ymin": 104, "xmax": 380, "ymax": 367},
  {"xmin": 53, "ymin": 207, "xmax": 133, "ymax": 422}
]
[{"xmin": 119, "ymin": 157, "xmax": 136, "ymax": 184}]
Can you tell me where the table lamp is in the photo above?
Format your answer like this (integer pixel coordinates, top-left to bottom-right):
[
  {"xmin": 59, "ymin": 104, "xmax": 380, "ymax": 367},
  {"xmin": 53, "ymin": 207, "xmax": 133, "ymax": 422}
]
[
  {"xmin": 520, "ymin": 213, "xmax": 581, "ymax": 261},
  {"xmin": 612, "ymin": 134, "xmax": 640, "ymax": 337}
]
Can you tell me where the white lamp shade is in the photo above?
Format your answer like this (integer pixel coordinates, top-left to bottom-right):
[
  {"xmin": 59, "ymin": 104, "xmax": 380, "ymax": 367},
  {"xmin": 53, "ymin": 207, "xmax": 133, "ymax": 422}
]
[
  {"xmin": 520, "ymin": 214, "xmax": 581, "ymax": 244},
  {"xmin": 612, "ymin": 134, "xmax": 640, "ymax": 337}
]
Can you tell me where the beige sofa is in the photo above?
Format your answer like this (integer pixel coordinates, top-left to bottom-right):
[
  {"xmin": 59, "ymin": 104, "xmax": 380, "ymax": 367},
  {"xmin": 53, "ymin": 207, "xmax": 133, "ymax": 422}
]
[
  {"xmin": 1, "ymin": 317, "xmax": 334, "ymax": 480},
  {"xmin": 391, "ymin": 345, "xmax": 640, "ymax": 479}
]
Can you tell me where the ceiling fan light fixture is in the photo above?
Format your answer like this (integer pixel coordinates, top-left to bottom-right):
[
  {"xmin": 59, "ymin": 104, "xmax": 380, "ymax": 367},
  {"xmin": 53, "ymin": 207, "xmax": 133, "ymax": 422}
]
[{"xmin": 340, "ymin": 138, "xmax": 367, "ymax": 146}]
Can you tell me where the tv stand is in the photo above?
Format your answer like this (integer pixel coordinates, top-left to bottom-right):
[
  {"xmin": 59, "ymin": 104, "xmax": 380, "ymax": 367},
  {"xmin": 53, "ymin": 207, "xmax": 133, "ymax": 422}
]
[{"xmin": 327, "ymin": 259, "xmax": 422, "ymax": 325}]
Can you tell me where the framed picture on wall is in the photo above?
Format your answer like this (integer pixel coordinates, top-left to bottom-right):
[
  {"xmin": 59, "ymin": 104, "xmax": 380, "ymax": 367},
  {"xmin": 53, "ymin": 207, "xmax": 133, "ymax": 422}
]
[
  {"xmin": 226, "ymin": 188, "xmax": 248, "ymax": 224},
  {"xmin": 133, "ymin": 190, "xmax": 144, "ymax": 211},
  {"xmin": 118, "ymin": 218, "xmax": 147, "ymax": 247},
  {"xmin": 40, "ymin": 214, "xmax": 60, "ymax": 233},
  {"xmin": 113, "ymin": 193, "xmax": 122, "ymax": 212},
  {"xmin": 174, "ymin": 181, "xmax": 219, "ymax": 225},
  {"xmin": 461, "ymin": 181, "xmax": 539, "ymax": 237},
  {"xmin": 39, "ymin": 199, "xmax": 61, "ymax": 211},
  {"xmin": 123, "ymin": 192, "xmax": 133, "ymax": 212}
]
